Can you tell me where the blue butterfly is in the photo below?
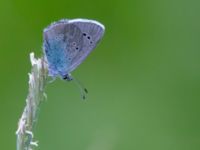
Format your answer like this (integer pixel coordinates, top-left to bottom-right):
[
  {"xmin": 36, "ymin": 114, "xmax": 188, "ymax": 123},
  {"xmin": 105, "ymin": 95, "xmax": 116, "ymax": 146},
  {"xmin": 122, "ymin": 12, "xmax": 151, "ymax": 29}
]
[
  {"xmin": 43, "ymin": 18, "xmax": 105, "ymax": 80},
  {"xmin": 43, "ymin": 19, "xmax": 105, "ymax": 99}
]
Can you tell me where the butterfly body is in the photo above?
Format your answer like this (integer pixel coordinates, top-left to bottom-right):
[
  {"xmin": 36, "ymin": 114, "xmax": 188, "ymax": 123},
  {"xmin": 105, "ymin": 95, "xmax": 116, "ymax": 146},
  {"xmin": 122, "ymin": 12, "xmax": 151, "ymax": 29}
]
[{"xmin": 43, "ymin": 19, "xmax": 105, "ymax": 79}]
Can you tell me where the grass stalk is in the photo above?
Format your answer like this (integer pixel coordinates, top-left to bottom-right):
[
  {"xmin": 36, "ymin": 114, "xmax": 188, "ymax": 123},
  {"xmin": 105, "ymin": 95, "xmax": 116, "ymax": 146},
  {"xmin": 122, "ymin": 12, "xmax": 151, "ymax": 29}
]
[{"xmin": 16, "ymin": 52, "xmax": 48, "ymax": 150}]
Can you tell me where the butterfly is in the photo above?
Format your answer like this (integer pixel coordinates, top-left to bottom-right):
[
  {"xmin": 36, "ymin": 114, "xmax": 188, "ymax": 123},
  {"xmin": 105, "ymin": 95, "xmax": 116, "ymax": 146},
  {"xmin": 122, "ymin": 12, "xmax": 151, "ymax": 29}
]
[{"xmin": 43, "ymin": 18, "xmax": 105, "ymax": 80}]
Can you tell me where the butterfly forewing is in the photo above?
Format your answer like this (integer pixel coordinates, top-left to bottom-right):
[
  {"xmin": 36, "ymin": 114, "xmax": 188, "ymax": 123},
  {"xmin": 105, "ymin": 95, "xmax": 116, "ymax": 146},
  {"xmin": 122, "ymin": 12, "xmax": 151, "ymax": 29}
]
[{"xmin": 67, "ymin": 19, "xmax": 105, "ymax": 73}]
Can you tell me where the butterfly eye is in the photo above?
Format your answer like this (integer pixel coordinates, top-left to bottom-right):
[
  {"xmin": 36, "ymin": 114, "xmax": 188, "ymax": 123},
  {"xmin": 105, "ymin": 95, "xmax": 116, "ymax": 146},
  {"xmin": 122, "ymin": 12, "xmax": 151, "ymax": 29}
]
[
  {"xmin": 76, "ymin": 47, "xmax": 79, "ymax": 50},
  {"xmin": 83, "ymin": 33, "xmax": 87, "ymax": 36}
]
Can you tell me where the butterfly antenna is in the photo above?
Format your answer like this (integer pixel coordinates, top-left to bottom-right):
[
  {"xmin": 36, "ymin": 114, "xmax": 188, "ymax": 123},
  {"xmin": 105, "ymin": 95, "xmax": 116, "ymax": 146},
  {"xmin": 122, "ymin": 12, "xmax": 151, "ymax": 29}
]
[{"xmin": 72, "ymin": 76, "xmax": 88, "ymax": 100}]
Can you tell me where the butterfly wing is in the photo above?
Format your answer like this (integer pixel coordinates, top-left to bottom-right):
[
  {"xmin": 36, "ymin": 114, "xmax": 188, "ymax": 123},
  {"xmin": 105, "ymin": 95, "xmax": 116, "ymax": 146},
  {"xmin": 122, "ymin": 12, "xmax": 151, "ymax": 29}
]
[
  {"xmin": 43, "ymin": 19, "xmax": 105, "ymax": 78},
  {"xmin": 66, "ymin": 19, "xmax": 105, "ymax": 73},
  {"xmin": 43, "ymin": 20, "xmax": 84, "ymax": 77}
]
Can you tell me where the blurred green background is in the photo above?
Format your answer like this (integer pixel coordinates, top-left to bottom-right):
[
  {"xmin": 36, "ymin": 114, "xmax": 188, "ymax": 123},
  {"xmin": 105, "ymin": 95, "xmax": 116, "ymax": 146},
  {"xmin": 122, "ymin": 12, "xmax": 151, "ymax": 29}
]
[{"xmin": 0, "ymin": 0, "xmax": 200, "ymax": 150}]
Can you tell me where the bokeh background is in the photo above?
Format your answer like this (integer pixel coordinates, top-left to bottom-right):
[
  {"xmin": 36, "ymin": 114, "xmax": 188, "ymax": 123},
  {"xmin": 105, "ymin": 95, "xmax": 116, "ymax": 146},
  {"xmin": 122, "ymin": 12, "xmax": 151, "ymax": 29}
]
[{"xmin": 0, "ymin": 0, "xmax": 200, "ymax": 150}]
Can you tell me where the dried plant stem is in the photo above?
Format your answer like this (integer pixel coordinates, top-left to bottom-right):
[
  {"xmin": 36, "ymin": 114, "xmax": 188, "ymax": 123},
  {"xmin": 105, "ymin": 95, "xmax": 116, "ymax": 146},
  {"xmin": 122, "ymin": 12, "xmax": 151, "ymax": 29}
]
[{"xmin": 16, "ymin": 53, "xmax": 48, "ymax": 150}]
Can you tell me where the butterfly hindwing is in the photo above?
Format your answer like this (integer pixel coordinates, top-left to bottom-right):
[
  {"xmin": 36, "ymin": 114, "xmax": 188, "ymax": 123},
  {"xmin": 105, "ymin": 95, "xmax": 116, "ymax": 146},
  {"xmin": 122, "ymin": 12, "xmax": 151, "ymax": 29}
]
[{"xmin": 43, "ymin": 21, "xmax": 84, "ymax": 77}]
